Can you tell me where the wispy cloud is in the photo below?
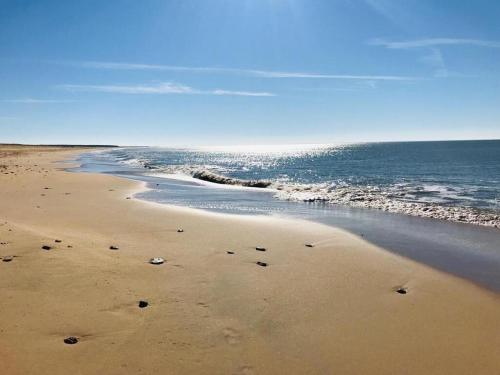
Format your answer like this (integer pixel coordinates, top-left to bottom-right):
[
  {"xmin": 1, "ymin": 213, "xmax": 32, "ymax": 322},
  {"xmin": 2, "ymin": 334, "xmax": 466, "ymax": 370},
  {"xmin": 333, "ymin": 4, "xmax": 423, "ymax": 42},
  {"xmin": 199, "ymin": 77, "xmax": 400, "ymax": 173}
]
[
  {"xmin": 370, "ymin": 38, "xmax": 500, "ymax": 49},
  {"xmin": 1, "ymin": 98, "xmax": 75, "ymax": 103},
  {"xmin": 57, "ymin": 82, "xmax": 275, "ymax": 97},
  {"xmin": 60, "ymin": 82, "xmax": 195, "ymax": 95},
  {"xmin": 419, "ymin": 48, "xmax": 448, "ymax": 78},
  {"xmin": 212, "ymin": 89, "xmax": 275, "ymax": 97},
  {"xmin": 369, "ymin": 37, "xmax": 500, "ymax": 78},
  {"xmin": 248, "ymin": 70, "xmax": 416, "ymax": 81},
  {"xmin": 69, "ymin": 60, "xmax": 229, "ymax": 74},
  {"xmin": 53, "ymin": 60, "xmax": 420, "ymax": 81}
]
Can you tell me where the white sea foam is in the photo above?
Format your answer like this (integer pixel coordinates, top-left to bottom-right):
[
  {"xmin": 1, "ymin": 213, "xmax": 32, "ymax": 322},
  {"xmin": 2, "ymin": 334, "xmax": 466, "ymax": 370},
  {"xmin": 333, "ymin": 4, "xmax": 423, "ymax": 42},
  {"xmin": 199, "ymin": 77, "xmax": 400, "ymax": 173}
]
[
  {"xmin": 273, "ymin": 182, "xmax": 500, "ymax": 228},
  {"xmin": 121, "ymin": 158, "xmax": 143, "ymax": 167}
]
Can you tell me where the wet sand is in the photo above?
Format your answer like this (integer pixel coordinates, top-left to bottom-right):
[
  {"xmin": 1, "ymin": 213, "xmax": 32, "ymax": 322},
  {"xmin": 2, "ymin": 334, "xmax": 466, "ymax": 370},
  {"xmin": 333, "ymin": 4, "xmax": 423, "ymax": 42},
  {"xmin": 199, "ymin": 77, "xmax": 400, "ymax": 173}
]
[{"xmin": 0, "ymin": 145, "xmax": 499, "ymax": 375}]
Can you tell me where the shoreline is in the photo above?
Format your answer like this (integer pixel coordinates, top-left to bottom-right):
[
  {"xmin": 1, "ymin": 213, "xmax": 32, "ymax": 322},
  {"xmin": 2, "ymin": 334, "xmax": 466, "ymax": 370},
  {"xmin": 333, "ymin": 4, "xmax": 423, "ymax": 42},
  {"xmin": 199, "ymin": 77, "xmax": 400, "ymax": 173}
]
[
  {"xmin": 76, "ymin": 150, "xmax": 500, "ymax": 292},
  {"xmin": 1, "ymin": 146, "xmax": 499, "ymax": 374},
  {"xmin": 86, "ymin": 147, "xmax": 500, "ymax": 229}
]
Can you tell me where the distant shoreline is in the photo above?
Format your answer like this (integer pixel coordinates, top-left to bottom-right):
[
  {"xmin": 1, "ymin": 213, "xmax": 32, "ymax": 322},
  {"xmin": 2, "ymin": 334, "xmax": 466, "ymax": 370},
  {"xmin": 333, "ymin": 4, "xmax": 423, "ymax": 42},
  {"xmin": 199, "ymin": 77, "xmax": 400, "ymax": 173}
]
[{"xmin": 0, "ymin": 143, "xmax": 118, "ymax": 148}]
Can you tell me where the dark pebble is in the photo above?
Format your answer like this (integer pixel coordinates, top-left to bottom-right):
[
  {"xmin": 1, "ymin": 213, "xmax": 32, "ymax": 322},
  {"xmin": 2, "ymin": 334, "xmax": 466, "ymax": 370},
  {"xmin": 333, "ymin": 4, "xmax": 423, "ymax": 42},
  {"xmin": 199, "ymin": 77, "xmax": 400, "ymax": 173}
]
[
  {"xmin": 2, "ymin": 256, "xmax": 13, "ymax": 262},
  {"xmin": 55, "ymin": 239, "xmax": 62, "ymax": 243},
  {"xmin": 227, "ymin": 251, "xmax": 235, "ymax": 255},
  {"xmin": 396, "ymin": 288, "xmax": 408, "ymax": 295},
  {"xmin": 255, "ymin": 247, "xmax": 266, "ymax": 252},
  {"xmin": 177, "ymin": 229, "xmax": 184, "ymax": 233},
  {"xmin": 138, "ymin": 300, "xmax": 149, "ymax": 308},
  {"xmin": 109, "ymin": 246, "xmax": 119, "ymax": 250},
  {"xmin": 256, "ymin": 261, "xmax": 268, "ymax": 267},
  {"xmin": 305, "ymin": 243, "xmax": 314, "ymax": 248},
  {"xmin": 64, "ymin": 336, "xmax": 78, "ymax": 345},
  {"xmin": 67, "ymin": 245, "xmax": 73, "ymax": 248},
  {"xmin": 41, "ymin": 245, "xmax": 52, "ymax": 250}
]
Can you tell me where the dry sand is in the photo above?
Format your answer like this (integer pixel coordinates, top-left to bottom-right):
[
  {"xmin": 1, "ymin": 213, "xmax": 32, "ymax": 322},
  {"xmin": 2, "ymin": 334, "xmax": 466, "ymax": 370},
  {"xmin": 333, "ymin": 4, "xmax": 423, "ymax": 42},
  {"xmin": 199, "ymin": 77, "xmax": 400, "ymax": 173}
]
[{"xmin": 0, "ymin": 145, "xmax": 499, "ymax": 375}]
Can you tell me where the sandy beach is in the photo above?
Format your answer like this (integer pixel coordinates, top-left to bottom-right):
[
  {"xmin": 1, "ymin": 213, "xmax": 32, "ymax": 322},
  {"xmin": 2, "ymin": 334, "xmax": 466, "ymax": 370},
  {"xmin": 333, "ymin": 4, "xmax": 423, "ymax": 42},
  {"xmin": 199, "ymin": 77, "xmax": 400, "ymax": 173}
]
[{"xmin": 0, "ymin": 145, "xmax": 499, "ymax": 375}]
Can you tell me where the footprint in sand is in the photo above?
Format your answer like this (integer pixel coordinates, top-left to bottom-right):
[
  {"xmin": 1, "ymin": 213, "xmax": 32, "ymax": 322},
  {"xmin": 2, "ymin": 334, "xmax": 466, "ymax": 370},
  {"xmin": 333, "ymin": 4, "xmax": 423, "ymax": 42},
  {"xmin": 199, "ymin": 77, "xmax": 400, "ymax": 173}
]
[{"xmin": 223, "ymin": 328, "xmax": 241, "ymax": 345}]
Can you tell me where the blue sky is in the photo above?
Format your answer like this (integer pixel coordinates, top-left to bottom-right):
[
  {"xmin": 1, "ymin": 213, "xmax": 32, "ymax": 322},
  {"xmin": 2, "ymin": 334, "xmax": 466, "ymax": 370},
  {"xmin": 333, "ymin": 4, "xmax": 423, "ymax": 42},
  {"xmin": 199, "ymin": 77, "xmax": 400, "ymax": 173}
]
[{"xmin": 1, "ymin": 0, "xmax": 499, "ymax": 146}]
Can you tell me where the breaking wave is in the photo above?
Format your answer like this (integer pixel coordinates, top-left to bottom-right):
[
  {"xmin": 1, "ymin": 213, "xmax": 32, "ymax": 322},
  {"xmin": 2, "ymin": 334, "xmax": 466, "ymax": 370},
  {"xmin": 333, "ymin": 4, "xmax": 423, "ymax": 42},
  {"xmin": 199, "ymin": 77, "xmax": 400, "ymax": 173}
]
[{"xmin": 272, "ymin": 182, "xmax": 500, "ymax": 228}]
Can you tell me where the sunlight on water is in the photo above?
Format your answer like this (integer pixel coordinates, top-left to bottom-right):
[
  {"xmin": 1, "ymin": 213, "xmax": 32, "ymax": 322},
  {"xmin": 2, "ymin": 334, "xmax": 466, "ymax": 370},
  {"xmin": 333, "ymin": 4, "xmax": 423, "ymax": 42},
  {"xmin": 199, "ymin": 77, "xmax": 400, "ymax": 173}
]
[{"xmin": 193, "ymin": 143, "xmax": 343, "ymax": 155}]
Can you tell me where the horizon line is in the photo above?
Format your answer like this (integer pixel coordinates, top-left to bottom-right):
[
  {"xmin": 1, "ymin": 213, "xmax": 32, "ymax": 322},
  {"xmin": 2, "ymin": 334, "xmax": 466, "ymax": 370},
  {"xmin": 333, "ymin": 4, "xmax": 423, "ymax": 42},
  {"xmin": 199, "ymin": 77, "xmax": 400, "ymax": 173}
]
[{"xmin": 3, "ymin": 138, "xmax": 499, "ymax": 148}]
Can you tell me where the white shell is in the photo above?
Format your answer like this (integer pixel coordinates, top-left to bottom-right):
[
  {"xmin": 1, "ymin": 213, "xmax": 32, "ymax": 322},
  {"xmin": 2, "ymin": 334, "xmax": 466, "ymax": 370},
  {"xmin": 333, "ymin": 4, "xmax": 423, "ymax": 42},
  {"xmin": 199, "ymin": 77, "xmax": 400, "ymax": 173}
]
[{"xmin": 149, "ymin": 257, "xmax": 165, "ymax": 265}]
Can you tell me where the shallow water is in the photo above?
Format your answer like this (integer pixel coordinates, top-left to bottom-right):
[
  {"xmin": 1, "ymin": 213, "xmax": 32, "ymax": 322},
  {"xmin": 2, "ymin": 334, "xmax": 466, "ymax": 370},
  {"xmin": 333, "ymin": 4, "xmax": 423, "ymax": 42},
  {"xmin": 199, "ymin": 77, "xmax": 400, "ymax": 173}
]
[{"xmin": 74, "ymin": 148, "xmax": 500, "ymax": 292}]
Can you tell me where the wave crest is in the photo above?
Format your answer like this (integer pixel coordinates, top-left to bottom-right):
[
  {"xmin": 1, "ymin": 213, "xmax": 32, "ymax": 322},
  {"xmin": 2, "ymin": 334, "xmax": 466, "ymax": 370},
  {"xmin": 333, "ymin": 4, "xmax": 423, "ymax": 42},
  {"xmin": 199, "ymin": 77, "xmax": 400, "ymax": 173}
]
[
  {"xmin": 192, "ymin": 170, "xmax": 272, "ymax": 188},
  {"xmin": 274, "ymin": 183, "xmax": 500, "ymax": 228}
]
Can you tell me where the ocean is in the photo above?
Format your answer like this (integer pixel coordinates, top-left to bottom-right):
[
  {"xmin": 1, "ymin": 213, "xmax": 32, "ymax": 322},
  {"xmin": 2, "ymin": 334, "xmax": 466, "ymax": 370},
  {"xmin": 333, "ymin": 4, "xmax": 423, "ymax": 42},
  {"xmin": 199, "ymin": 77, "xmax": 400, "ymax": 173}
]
[
  {"xmin": 75, "ymin": 140, "xmax": 500, "ymax": 291},
  {"xmin": 81, "ymin": 140, "xmax": 500, "ymax": 224}
]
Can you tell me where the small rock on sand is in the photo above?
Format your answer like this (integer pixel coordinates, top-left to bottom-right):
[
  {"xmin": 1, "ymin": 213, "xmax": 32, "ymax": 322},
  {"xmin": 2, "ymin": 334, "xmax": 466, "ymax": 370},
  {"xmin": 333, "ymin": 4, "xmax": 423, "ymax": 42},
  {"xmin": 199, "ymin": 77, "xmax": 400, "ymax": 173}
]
[
  {"xmin": 227, "ymin": 251, "xmax": 235, "ymax": 255},
  {"xmin": 138, "ymin": 300, "xmax": 149, "ymax": 308},
  {"xmin": 41, "ymin": 245, "xmax": 52, "ymax": 250},
  {"xmin": 55, "ymin": 239, "xmax": 62, "ymax": 243},
  {"xmin": 305, "ymin": 243, "xmax": 314, "ymax": 248},
  {"xmin": 2, "ymin": 256, "xmax": 13, "ymax": 262},
  {"xmin": 109, "ymin": 245, "xmax": 119, "ymax": 250},
  {"xmin": 149, "ymin": 257, "xmax": 165, "ymax": 265},
  {"xmin": 255, "ymin": 246, "xmax": 266, "ymax": 252},
  {"xmin": 63, "ymin": 336, "xmax": 78, "ymax": 345},
  {"xmin": 177, "ymin": 228, "xmax": 184, "ymax": 233},
  {"xmin": 256, "ymin": 261, "xmax": 268, "ymax": 267},
  {"xmin": 396, "ymin": 287, "xmax": 408, "ymax": 295}
]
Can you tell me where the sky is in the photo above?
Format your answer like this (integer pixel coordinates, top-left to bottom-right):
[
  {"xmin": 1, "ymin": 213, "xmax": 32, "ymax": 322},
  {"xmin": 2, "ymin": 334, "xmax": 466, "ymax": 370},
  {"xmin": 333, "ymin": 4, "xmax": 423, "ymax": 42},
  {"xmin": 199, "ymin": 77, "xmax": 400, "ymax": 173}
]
[{"xmin": 1, "ymin": 0, "xmax": 499, "ymax": 146}]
